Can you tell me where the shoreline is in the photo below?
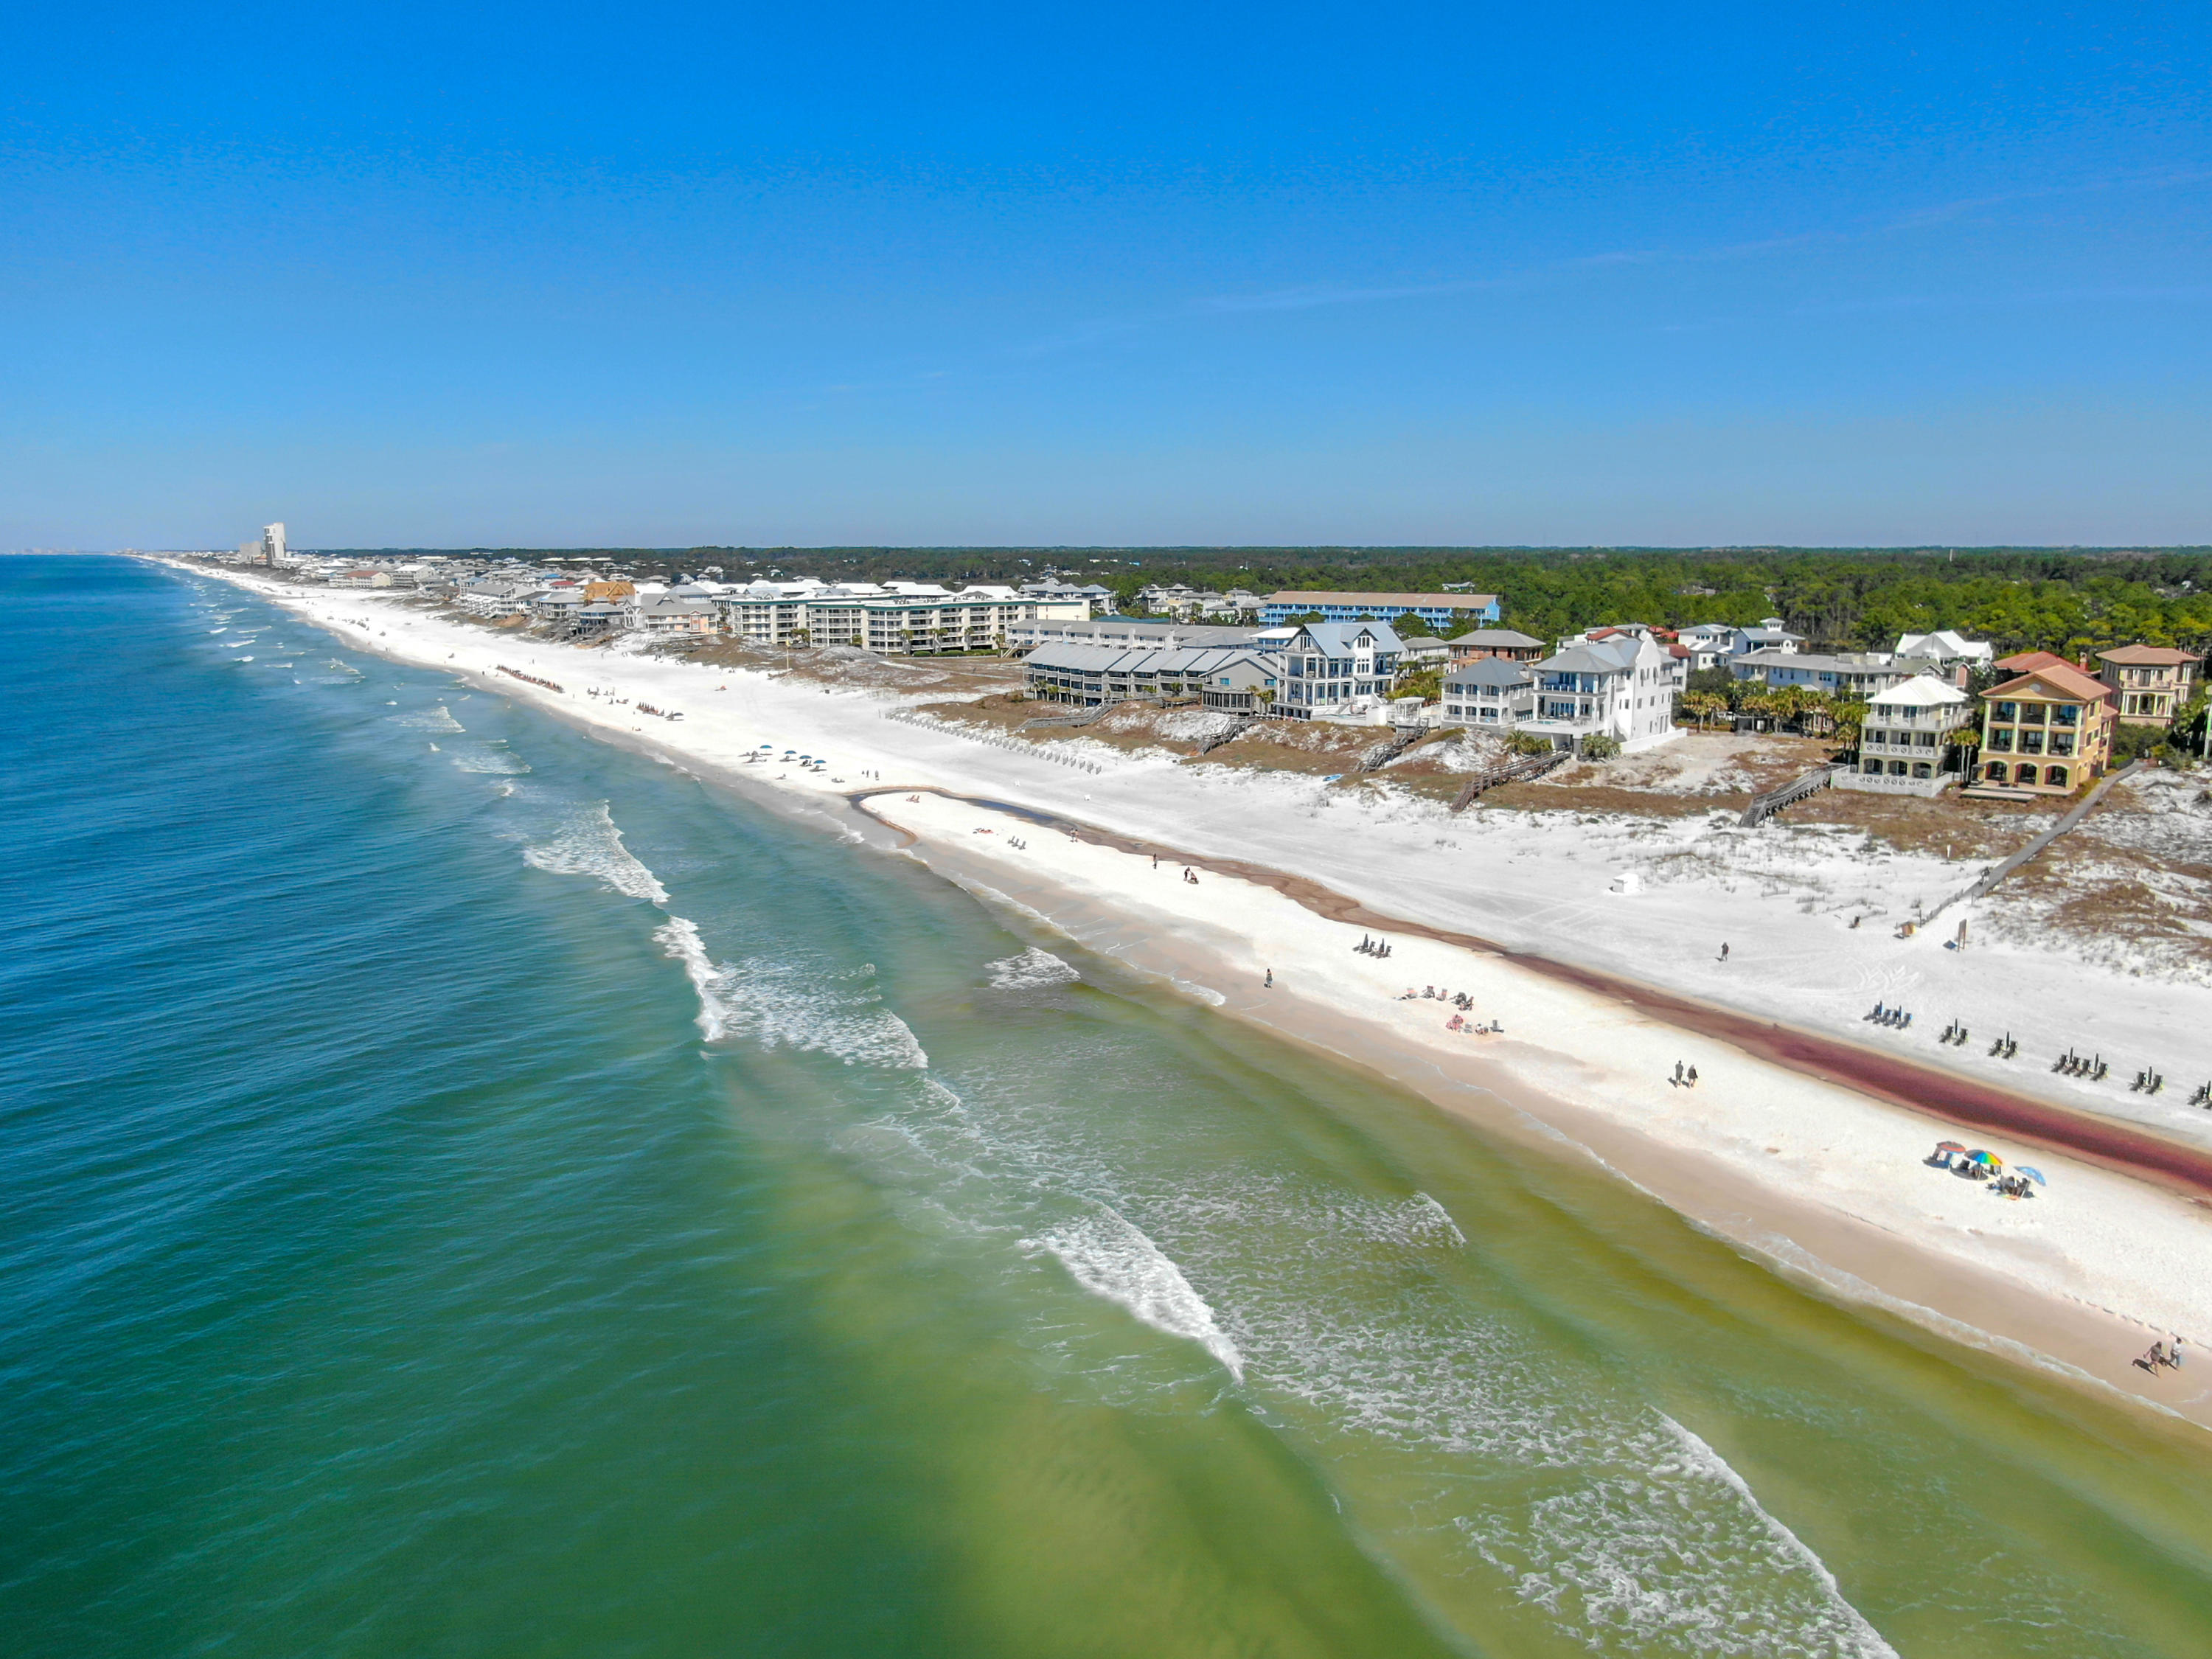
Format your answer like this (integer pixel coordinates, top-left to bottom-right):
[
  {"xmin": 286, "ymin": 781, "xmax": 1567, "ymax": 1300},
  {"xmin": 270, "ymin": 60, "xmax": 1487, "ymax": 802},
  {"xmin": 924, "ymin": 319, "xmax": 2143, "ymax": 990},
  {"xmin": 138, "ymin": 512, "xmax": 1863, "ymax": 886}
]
[
  {"xmin": 860, "ymin": 789, "xmax": 2212, "ymax": 1428},
  {"xmin": 158, "ymin": 560, "xmax": 2212, "ymax": 1426},
  {"xmin": 852, "ymin": 785, "xmax": 2212, "ymax": 1203}
]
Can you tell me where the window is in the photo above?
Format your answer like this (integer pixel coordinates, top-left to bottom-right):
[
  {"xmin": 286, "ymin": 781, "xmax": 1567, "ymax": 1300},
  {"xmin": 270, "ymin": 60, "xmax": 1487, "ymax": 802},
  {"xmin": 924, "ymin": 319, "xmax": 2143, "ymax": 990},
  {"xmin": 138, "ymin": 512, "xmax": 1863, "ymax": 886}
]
[
  {"xmin": 1987, "ymin": 727, "xmax": 2013, "ymax": 751},
  {"xmin": 1984, "ymin": 761, "xmax": 2007, "ymax": 780},
  {"xmin": 2017, "ymin": 703, "xmax": 2046, "ymax": 726},
  {"xmin": 2049, "ymin": 733, "xmax": 2075, "ymax": 757},
  {"xmin": 1994, "ymin": 701, "xmax": 2017, "ymax": 722},
  {"xmin": 2020, "ymin": 730, "xmax": 2044, "ymax": 755},
  {"xmin": 2046, "ymin": 766, "xmax": 2069, "ymax": 788},
  {"xmin": 1889, "ymin": 760, "xmax": 1908, "ymax": 776},
  {"xmin": 2051, "ymin": 703, "xmax": 2080, "ymax": 726},
  {"xmin": 1913, "ymin": 763, "xmax": 1932, "ymax": 779},
  {"xmin": 1863, "ymin": 759, "xmax": 1882, "ymax": 775},
  {"xmin": 2014, "ymin": 764, "xmax": 2038, "ymax": 785},
  {"xmin": 1916, "ymin": 731, "xmax": 1936, "ymax": 748}
]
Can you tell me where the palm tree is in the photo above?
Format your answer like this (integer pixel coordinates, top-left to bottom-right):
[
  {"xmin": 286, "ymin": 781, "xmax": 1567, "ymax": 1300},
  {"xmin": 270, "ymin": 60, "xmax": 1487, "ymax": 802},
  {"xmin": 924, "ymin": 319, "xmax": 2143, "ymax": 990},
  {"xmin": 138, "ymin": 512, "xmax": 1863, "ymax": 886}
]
[{"xmin": 1683, "ymin": 691, "xmax": 1727, "ymax": 730}]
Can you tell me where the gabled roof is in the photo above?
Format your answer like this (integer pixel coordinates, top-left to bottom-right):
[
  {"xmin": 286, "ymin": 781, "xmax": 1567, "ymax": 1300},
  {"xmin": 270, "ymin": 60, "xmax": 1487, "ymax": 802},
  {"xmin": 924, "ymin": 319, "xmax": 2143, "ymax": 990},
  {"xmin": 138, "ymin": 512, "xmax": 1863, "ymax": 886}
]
[
  {"xmin": 1444, "ymin": 657, "xmax": 1534, "ymax": 688},
  {"xmin": 1868, "ymin": 673, "xmax": 1969, "ymax": 708},
  {"xmin": 1449, "ymin": 627, "xmax": 1543, "ymax": 648},
  {"xmin": 1985, "ymin": 662, "xmax": 2112, "ymax": 703},
  {"xmin": 1896, "ymin": 630, "xmax": 1992, "ymax": 658},
  {"xmin": 2097, "ymin": 644, "xmax": 2200, "ymax": 666},
  {"xmin": 1536, "ymin": 637, "xmax": 1643, "ymax": 675},
  {"xmin": 1994, "ymin": 650, "xmax": 2069, "ymax": 673},
  {"xmin": 1284, "ymin": 621, "xmax": 1405, "ymax": 655}
]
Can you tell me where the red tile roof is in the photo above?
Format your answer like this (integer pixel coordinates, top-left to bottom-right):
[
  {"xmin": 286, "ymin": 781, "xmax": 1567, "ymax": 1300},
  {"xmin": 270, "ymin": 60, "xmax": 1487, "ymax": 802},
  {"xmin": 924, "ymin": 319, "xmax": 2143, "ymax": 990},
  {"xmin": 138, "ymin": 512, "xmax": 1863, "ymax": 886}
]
[
  {"xmin": 1986, "ymin": 662, "xmax": 2112, "ymax": 703},
  {"xmin": 2096, "ymin": 644, "xmax": 2200, "ymax": 666}
]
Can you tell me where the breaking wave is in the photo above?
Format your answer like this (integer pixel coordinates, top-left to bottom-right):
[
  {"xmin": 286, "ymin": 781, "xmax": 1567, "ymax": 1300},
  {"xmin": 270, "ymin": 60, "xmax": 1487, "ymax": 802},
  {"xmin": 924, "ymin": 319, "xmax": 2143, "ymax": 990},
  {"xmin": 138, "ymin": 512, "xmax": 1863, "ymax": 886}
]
[
  {"xmin": 453, "ymin": 745, "xmax": 532, "ymax": 774},
  {"xmin": 394, "ymin": 704, "xmax": 465, "ymax": 732},
  {"xmin": 1029, "ymin": 1207, "xmax": 1245, "ymax": 1381},
  {"xmin": 654, "ymin": 918, "xmax": 730, "ymax": 1042},
  {"xmin": 521, "ymin": 802, "xmax": 669, "ymax": 902},
  {"xmin": 698, "ymin": 956, "xmax": 929, "ymax": 1068},
  {"xmin": 987, "ymin": 947, "xmax": 1079, "ymax": 990}
]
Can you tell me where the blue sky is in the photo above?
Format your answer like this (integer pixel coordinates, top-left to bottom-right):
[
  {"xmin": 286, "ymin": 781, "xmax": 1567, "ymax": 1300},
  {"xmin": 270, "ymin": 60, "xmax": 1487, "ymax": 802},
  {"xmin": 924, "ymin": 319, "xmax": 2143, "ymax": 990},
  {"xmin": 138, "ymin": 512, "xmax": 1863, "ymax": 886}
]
[{"xmin": 4, "ymin": 1, "xmax": 2208, "ymax": 548}]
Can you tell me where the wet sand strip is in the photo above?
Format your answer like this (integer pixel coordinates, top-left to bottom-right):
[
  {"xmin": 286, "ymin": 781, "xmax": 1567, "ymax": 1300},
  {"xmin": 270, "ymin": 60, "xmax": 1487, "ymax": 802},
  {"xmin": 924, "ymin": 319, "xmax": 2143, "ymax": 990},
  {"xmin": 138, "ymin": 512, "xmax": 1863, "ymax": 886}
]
[{"xmin": 854, "ymin": 786, "xmax": 2212, "ymax": 1204}]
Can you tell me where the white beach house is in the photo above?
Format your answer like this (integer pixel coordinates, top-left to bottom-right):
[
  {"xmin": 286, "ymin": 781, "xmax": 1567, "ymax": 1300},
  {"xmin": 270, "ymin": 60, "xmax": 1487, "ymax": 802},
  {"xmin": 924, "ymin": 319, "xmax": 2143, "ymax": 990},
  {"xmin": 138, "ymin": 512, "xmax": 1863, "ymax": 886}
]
[
  {"xmin": 1837, "ymin": 674, "xmax": 1974, "ymax": 795},
  {"xmin": 1520, "ymin": 633, "xmax": 1681, "ymax": 752}
]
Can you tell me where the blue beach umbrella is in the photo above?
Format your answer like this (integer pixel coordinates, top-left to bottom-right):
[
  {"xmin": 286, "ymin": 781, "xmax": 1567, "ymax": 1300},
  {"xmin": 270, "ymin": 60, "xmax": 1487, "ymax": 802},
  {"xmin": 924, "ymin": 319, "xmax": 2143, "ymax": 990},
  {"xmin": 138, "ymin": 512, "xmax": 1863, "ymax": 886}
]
[{"xmin": 2014, "ymin": 1166, "xmax": 2047, "ymax": 1186}]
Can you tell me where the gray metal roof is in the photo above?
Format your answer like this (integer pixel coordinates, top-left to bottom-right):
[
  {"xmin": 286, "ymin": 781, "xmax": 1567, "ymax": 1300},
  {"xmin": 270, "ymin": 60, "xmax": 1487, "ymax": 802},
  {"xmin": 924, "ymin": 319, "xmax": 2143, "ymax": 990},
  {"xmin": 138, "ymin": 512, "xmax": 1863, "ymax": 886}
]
[
  {"xmin": 1534, "ymin": 638, "xmax": 1642, "ymax": 675},
  {"xmin": 1449, "ymin": 627, "xmax": 1543, "ymax": 647},
  {"xmin": 1445, "ymin": 657, "xmax": 1534, "ymax": 688}
]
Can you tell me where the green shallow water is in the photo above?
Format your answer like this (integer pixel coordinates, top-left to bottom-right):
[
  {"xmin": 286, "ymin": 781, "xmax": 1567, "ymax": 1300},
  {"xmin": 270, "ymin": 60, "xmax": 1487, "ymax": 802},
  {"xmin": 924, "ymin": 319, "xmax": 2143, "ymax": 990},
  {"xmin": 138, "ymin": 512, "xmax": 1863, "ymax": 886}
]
[{"xmin": 4, "ymin": 555, "xmax": 2210, "ymax": 1658}]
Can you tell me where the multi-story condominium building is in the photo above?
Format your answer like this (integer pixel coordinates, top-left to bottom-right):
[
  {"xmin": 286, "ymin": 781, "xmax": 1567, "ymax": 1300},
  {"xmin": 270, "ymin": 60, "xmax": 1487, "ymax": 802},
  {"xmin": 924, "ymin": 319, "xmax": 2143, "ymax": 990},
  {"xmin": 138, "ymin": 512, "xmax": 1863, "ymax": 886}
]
[
  {"xmin": 713, "ymin": 581, "xmax": 1087, "ymax": 654},
  {"xmin": 1437, "ymin": 656, "xmax": 1536, "ymax": 728},
  {"xmin": 458, "ymin": 579, "xmax": 543, "ymax": 618},
  {"xmin": 1259, "ymin": 591, "xmax": 1500, "ymax": 631},
  {"xmin": 1520, "ymin": 633, "xmax": 1680, "ymax": 753},
  {"xmin": 1729, "ymin": 648, "xmax": 1913, "ymax": 700},
  {"xmin": 1259, "ymin": 622, "xmax": 1405, "ymax": 718},
  {"xmin": 1021, "ymin": 643, "xmax": 1279, "ymax": 707},
  {"xmin": 2096, "ymin": 644, "xmax": 2202, "ymax": 726},
  {"xmin": 1976, "ymin": 662, "xmax": 2113, "ymax": 795},
  {"xmin": 1837, "ymin": 674, "xmax": 1972, "ymax": 796},
  {"xmin": 1018, "ymin": 582, "xmax": 1116, "ymax": 616},
  {"xmin": 1005, "ymin": 617, "xmax": 1257, "ymax": 653},
  {"xmin": 1447, "ymin": 627, "xmax": 1546, "ymax": 665}
]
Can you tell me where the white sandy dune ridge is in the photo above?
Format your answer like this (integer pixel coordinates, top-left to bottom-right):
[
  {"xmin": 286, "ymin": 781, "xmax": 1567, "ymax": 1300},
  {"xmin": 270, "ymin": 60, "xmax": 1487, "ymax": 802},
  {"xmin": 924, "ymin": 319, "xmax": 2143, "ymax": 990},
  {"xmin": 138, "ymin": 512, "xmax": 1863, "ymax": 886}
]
[{"xmin": 173, "ymin": 566, "xmax": 2212, "ymax": 1414}]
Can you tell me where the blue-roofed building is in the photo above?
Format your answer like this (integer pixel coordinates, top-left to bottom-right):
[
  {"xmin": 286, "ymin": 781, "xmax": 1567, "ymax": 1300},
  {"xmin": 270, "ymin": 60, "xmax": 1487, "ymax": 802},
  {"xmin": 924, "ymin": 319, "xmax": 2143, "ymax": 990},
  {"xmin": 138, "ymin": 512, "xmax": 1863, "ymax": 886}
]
[{"xmin": 1258, "ymin": 590, "xmax": 1500, "ymax": 631}]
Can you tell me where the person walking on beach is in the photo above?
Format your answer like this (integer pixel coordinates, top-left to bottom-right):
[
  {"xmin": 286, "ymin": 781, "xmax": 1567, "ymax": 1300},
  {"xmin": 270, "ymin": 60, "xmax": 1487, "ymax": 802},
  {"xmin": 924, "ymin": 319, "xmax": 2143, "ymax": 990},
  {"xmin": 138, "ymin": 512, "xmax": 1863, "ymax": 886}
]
[
  {"xmin": 1686, "ymin": 1066, "xmax": 1699, "ymax": 1088},
  {"xmin": 1673, "ymin": 1061, "xmax": 1684, "ymax": 1085},
  {"xmin": 1264, "ymin": 969, "xmax": 1273, "ymax": 988},
  {"xmin": 1719, "ymin": 942, "xmax": 1730, "ymax": 962}
]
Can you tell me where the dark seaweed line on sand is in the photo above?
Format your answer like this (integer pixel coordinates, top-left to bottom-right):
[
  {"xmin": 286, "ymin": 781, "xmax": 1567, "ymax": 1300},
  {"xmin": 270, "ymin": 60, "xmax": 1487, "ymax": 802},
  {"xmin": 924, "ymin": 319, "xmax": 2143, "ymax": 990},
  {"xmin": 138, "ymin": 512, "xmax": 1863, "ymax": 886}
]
[{"xmin": 853, "ymin": 786, "xmax": 2212, "ymax": 1203}]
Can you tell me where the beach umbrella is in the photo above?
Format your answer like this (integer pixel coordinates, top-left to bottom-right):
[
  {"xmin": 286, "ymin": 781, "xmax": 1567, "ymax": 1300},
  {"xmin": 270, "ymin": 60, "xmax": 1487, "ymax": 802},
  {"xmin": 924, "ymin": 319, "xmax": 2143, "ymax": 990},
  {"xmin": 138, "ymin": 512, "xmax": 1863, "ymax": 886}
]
[
  {"xmin": 1967, "ymin": 1150, "xmax": 2003, "ymax": 1172},
  {"xmin": 1935, "ymin": 1141, "xmax": 1968, "ymax": 1153},
  {"xmin": 2014, "ymin": 1166, "xmax": 2046, "ymax": 1186}
]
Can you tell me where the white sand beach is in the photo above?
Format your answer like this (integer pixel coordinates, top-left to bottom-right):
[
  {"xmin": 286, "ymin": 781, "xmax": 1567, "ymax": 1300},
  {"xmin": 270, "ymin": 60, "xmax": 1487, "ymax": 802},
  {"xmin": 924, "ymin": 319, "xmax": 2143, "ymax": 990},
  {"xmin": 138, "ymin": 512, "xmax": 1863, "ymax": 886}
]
[{"xmin": 172, "ymin": 563, "xmax": 2212, "ymax": 1422}]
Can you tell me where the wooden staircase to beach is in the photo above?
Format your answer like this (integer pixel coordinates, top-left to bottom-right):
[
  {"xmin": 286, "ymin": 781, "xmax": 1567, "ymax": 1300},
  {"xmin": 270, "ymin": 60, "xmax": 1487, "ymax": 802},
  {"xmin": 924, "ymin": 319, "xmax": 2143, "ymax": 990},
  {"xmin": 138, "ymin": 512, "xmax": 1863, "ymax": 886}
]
[{"xmin": 1449, "ymin": 746, "xmax": 1573, "ymax": 811}]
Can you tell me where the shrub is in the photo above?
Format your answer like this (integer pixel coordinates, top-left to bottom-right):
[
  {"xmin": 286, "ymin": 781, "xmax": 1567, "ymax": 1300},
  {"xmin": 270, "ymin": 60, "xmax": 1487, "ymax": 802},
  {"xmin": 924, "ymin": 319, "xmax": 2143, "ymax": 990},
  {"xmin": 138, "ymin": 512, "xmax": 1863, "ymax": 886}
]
[{"xmin": 1579, "ymin": 733, "xmax": 1621, "ymax": 761}]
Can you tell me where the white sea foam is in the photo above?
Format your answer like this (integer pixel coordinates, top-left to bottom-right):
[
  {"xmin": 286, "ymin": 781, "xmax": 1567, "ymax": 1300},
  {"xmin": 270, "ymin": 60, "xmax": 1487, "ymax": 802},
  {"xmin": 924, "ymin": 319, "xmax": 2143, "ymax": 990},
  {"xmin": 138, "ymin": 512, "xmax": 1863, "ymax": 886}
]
[
  {"xmin": 1031, "ymin": 1206, "xmax": 1245, "ymax": 1380},
  {"xmin": 394, "ymin": 703, "xmax": 465, "ymax": 732},
  {"xmin": 703, "ymin": 956, "xmax": 931, "ymax": 1068},
  {"xmin": 654, "ymin": 917, "xmax": 731, "ymax": 1040},
  {"xmin": 452, "ymin": 747, "xmax": 532, "ymax": 774},
  {"xmin": 986, "ymin": 947, "xmax": 1079, "ymax": 990},
  {"xmin": 521, "ymin": 802, "xmax": 669, "ymax": 903}
]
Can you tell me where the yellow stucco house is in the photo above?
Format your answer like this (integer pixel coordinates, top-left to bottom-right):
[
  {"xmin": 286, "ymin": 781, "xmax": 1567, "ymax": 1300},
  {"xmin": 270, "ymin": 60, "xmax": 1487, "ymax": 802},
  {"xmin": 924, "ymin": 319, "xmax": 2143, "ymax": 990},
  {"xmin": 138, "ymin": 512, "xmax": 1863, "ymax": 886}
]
[{"xmin": 1976, "ymin": 661, "xmax": 2113, "ymax": 796}]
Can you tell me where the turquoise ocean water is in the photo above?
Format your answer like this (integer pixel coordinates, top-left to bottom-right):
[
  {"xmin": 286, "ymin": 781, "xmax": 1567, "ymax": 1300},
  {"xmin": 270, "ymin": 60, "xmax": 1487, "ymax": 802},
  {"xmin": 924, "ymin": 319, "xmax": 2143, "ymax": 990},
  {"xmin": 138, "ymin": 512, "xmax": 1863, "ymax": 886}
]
[{"xmin": 6, "ymin": 554, "xmax": 2211, "ymax": 1658}]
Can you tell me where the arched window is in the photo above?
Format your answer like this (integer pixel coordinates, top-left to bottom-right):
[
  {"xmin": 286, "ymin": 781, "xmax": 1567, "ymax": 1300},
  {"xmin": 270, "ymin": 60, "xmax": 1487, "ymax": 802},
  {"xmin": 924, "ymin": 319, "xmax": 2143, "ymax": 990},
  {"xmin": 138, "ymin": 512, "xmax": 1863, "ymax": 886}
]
[
  {"xmin": 2014, "ymin": 764, "xmax": 2038, "ymax": 785},
  {"xmin": 1863, "ymin": 759, "xmax": 1882, "ymax": 775},
  {"xmin": 1912, "ymin": 762, "xmax": 1932, "ymax": 779},
  {"xmin": 2045, "ymin": 766, "xmax": 2068, "ymax": 789},
  {"xmin": 1889, "ymin": 759, "xmax": 1908, "ymax": 776},
  {"xmin": 1984, "ymin": 760, "xmax": 2007, "ymax": 780}
]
